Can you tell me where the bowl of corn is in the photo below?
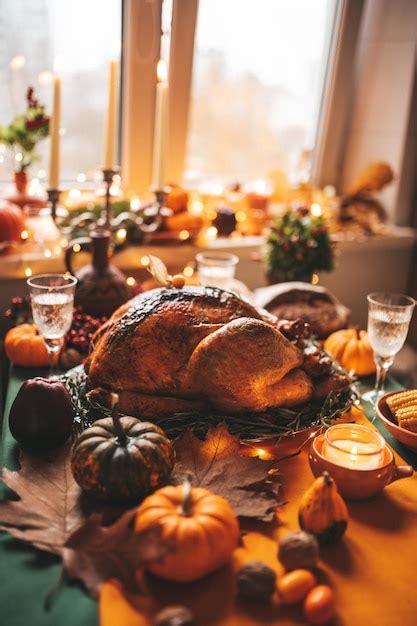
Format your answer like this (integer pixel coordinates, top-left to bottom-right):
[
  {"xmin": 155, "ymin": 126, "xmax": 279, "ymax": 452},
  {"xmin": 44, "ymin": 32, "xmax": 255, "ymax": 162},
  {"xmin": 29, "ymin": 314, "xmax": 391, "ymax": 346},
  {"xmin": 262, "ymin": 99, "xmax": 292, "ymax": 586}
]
[{"xmin": 376, "ymin": 390, "xmax": 417, "ymax": 452}]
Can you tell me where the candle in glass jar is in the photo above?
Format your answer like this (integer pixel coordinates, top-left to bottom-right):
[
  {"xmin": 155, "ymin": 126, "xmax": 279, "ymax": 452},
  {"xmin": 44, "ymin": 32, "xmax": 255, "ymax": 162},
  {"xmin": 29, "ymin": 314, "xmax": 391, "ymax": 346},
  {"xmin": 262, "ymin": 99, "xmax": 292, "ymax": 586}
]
[
  {"xmin": 196, "ymin": 252, "xmax": 238, "ymax": 290},
  {"xmin": 322, "ymin": 424, "xmax": 385, "ymax": 470}
]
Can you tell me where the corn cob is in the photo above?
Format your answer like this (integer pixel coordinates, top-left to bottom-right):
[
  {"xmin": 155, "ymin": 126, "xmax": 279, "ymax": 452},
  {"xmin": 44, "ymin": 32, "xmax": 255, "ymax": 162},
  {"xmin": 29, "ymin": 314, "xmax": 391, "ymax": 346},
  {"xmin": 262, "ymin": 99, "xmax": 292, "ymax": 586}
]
[{"xmin": 386, "ymin": 390, "xmax": 417, "ymax": 432}]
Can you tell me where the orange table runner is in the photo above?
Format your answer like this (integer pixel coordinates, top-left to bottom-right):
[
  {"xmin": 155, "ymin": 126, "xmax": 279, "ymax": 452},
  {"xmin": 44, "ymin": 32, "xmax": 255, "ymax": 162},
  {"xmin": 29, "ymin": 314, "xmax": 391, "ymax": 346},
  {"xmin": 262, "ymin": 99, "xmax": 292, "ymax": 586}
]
[{"xmin": 100, "ymin": 409, "xmax": 417, "ymax": 626}]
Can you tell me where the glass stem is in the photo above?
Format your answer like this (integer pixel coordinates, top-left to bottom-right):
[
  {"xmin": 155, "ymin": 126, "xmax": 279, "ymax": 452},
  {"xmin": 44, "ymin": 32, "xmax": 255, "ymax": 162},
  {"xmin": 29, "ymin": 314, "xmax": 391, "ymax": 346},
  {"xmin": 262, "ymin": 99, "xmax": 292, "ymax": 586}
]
[
  {"xmin": 374, "ymin": 354, "xmax": 394, "ymax": 397},
  {"xmin": 44, "ymin": 338, "xmax": 63, "ymax": 377}
]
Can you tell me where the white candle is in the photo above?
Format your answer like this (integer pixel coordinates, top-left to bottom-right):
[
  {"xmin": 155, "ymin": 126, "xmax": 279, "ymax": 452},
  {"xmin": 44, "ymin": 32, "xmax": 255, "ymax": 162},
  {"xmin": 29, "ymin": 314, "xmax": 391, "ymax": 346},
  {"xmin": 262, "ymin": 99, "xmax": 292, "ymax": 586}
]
[
  {"xmin": 151, "ymin": 60, "xmax": 169, "ymax": 189},
  {"xmin": 104, "ymin": 59, "xmax": 118, "ymax": 169},
  {"xmin": 322, "ymin": 424, "xmax": 385, "ymax": 470},
  {"xmin": 48, "ymin": 73, "xmax": 61, "ymax": 189},
  {"xmin": 323, "ymin": 439, "xmax": 383, "ymax": 470}
]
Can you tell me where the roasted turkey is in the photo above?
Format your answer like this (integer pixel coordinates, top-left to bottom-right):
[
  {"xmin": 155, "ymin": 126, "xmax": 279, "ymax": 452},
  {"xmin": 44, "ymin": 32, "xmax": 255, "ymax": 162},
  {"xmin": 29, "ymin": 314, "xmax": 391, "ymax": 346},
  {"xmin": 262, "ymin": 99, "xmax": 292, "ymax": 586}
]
[{"xmin": 87, "ymin": 286, "xmax": 347, "ymax": 417}]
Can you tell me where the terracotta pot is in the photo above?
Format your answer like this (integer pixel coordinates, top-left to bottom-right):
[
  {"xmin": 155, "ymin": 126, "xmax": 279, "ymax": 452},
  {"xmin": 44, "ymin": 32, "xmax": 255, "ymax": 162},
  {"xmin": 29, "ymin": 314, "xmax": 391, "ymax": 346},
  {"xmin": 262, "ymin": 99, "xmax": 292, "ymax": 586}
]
[
  {"xmin": 14, "ymin": 171, "xmax": 27, "ymax": 194},
  {"xmin": 6, "ymin": 172, "xmax": 45, "ymax": 209}
]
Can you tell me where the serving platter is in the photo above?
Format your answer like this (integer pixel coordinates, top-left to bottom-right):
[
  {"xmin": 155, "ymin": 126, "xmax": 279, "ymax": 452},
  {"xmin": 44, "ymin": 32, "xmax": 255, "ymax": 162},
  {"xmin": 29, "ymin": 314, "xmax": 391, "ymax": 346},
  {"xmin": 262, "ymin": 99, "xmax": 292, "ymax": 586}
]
[{"xmin": 62, "ymin": 363, "xmax": 358, "ymax": 453}]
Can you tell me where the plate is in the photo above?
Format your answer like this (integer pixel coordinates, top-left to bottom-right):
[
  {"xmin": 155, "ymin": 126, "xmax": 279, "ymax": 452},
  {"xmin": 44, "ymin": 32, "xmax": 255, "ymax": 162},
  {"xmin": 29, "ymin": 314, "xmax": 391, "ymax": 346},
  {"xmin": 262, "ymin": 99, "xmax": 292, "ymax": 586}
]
[{"xmin": 376, "ymin": 392, "xmax": 417, "ymax": 452}]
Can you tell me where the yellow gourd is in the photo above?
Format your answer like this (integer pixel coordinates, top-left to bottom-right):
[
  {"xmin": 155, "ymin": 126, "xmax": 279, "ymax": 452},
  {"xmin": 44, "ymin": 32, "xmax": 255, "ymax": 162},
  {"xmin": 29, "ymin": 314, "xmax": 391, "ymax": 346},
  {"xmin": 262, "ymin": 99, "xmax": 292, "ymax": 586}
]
[
  {"xmin": 298, "ymin": 471, "xmax": 348, "ymax": 545},
  {"xmin": 324, "ymin": 328, "xmax": 375, "ymax": 376}
]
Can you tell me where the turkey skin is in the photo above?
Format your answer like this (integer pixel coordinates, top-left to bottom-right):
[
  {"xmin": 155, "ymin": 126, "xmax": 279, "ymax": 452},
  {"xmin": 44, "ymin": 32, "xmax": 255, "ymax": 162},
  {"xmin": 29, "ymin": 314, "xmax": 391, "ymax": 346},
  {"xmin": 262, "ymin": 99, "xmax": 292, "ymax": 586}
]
[{"xmin": 87, "ymin": 286, "xmax": 314, "ymax": 417}]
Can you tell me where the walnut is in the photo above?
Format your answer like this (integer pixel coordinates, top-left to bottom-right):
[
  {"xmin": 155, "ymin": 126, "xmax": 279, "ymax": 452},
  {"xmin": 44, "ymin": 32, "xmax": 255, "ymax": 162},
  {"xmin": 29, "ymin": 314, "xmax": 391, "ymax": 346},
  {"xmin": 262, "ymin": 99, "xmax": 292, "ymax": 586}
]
[
  {"xmin": 236, "ymin": 560, "xmax": 277, "ymax": 601},
  {"xmin": 278, "ymin": 531, "xmax": 319, "ymax": 570}
]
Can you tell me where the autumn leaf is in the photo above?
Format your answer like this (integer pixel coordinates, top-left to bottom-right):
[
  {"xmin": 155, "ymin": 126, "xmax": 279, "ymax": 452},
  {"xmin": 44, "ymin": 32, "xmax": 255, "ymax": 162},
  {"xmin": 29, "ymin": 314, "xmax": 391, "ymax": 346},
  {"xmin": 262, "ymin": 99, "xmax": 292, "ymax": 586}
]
[
  {"xmin": 63, "ymin": 510, "xmax": 172, "ymax": 599},
  {"xmin": 0, "ymin": 444, "xmax": 84, "ymax": 555},
  {"xmin": 172, "ymin": 423, "xmax": 281, "ymax": 522}
]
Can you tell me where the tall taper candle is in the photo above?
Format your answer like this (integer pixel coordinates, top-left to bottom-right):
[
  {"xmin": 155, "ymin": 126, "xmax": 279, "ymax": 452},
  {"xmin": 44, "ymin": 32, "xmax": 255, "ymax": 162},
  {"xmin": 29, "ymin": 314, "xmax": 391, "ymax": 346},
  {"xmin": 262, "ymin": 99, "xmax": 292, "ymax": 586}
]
[
  {"xmin": 48, "ymin": 73, "xmax": 61, "ymax": 189},
  {"xmin": 104, "ymin": 59, "xmax": 118, "ymax": 169},
  {"xmin": 152, "ymin": 60, "xmax": 168, "ymax": 189}
]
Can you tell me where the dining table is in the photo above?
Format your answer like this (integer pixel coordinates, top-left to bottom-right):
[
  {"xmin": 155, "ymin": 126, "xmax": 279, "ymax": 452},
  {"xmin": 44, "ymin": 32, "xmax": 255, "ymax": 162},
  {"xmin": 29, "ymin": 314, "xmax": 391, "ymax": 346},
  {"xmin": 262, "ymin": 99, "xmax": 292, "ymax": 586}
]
[{"xmin": 1, "ymin": 366, "xmax": 417, "ymax": 626}]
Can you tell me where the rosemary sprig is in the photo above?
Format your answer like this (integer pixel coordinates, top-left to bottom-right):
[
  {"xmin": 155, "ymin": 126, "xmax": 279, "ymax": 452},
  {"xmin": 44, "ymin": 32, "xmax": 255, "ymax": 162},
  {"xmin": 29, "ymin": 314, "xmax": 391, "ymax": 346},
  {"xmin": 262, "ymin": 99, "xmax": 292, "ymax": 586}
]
[{"xmin": 61, "ymin": 364, "xmax": 358, "ymax": 442}]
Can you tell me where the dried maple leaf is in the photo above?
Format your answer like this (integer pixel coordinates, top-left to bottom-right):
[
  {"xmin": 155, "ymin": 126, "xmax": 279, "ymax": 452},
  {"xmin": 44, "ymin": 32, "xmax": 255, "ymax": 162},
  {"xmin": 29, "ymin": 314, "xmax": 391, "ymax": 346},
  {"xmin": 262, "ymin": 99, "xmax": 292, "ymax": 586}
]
[
  {"xmin": 172, "ymin": 423, "xmax": 280, "ymax": 522},
  {"xmin": 63, "ymin": 509, "xmax": 171, "ymax": 599},
  {"xmin": 0, "ymin": 444, "xmax": 84, "ymax": 555}
]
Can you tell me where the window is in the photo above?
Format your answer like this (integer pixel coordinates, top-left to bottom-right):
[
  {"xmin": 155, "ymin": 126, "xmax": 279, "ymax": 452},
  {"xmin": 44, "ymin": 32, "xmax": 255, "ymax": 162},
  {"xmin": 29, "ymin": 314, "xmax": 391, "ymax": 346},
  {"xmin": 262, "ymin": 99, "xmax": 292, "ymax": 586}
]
[
  {"xmin": 0, "ymin": 0, "xmax": 121, "ymax": 183},
  {"xmin": 184, "ymin": 0, "xmax": 337, "ymax": 186}
]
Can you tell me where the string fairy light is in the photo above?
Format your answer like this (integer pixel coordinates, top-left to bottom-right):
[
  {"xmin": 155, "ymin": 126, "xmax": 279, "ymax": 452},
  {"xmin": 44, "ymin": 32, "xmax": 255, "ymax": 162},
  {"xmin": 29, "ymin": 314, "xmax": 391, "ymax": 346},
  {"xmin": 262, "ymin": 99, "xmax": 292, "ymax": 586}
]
[{"xmin": 179, "ymin": 230, "xmax": 190, "ymax": 241}]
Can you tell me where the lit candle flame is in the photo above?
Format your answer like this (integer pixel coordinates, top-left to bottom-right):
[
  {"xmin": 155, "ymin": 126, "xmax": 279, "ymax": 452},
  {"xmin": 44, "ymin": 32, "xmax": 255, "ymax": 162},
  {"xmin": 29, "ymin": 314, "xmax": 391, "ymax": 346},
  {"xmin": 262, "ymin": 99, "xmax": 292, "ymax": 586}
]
[{"xmin": 350, "ymin": 445, "xmax": 359, "ymax": 459}]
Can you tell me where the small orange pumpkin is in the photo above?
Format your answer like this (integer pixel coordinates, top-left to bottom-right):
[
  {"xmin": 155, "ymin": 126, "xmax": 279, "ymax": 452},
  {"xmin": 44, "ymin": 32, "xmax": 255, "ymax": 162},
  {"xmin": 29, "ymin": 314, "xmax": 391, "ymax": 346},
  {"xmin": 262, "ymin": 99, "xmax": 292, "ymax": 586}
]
[
  {"xmin": 5, "ymin": 324, "xmax": 50, "ymax": 367},
  {"xmin": 135, "ymin": 475, "xmax": 240, "ymax": 582},
  {"xmin": 324, "ymin": 328, "xmax": 375, "ymax": 376},
  {"xmin": 0, "ymin": 200, "xmax": 25, "ymax": 243},
  {"xmin": 165, "ymin": 184, "xmax": 189, "ymax": 214}
]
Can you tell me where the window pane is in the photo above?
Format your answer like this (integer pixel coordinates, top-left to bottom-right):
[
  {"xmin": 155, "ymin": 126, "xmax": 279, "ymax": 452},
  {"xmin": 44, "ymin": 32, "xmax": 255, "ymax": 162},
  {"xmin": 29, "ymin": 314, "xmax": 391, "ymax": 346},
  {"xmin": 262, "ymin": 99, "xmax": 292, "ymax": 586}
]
[
  {"xmin": 185, "ymin": 0, "xmax": 337, "ymax": 185},
  {"xmin": 0, "ymin": 0, "xmax": 121, "ymax": 183}
]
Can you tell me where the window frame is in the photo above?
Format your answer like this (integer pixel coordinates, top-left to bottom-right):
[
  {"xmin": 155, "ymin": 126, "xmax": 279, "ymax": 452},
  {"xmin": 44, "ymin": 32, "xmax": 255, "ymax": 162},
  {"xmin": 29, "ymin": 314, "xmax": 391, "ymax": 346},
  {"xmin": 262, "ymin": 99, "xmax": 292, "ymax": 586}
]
[
  {"xmin": 312, "ymin": 0, "xmax": 365, "ymax": 188},
  {"xmin": 121, "ymin": 0, "xmax": 365, "ymax": 194}
]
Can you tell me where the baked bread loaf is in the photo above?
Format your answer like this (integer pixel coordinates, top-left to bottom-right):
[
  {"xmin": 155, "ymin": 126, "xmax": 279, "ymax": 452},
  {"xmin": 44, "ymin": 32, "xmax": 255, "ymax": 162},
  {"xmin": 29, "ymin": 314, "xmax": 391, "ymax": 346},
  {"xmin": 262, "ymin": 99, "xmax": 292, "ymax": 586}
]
[
  {"xmin": 87, "ymin": 286, "xmax": 314, "ymax": 417},
  {"xmin": 254, "ymin": 282, "xmax": 350, "ymax": 338}
]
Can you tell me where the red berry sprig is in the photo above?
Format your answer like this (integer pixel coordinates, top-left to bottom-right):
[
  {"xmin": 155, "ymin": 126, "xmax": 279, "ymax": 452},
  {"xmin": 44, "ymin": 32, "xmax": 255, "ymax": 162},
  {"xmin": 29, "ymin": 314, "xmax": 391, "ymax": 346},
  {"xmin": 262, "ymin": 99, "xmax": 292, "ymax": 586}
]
[{"xmin": 65, "ymin": 306, "xmax": 107, "ymax": 354}]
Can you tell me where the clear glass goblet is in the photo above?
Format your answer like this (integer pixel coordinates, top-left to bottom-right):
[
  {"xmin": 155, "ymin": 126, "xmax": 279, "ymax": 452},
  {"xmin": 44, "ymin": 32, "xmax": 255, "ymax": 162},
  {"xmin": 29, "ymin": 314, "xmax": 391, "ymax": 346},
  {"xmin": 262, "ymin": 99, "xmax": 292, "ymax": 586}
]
[
  {"xmin": 27, "ymin": 273, "xmax": 77, "ymax": 376},
  {"xmin": 196, "ymin": 252, "xmax": 238, "ymax": 290},
  {"xmin": 363, "ymin": 292, "xmax": 415, "ymax": 404}
]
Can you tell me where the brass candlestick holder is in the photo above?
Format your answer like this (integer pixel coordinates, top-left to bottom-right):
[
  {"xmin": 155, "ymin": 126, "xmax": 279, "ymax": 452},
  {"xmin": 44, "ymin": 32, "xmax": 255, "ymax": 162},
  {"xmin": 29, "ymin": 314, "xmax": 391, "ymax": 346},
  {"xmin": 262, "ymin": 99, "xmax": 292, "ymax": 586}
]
[
  {"xmin": 99, "ymin": 186, "xmax": 172, "ymax": 235},
  {"xmin": 102, "ymin": 167, "xmax": 120, "ymax": 229},
  {"xmin": 47, "ymin": 188, "xmax": 61, "ymax": 223},
  {"xmin": 59, "ymin": 178, "xmax": 172, "ymax": 241},
  {"xmin": 138, "ymin": 186, "xmax": 172, "ymax": 233}
]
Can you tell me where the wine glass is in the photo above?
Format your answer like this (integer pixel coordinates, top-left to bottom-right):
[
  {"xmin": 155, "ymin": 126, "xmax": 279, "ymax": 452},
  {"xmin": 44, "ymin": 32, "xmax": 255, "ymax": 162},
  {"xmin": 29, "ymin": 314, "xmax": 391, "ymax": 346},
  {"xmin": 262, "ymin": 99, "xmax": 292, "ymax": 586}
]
[
  {"xmin": 363, "ymin": 292, "xmax": 415, "ymax": 404},
  {"xmin": 27, "ymin": 273, "xmax": 77, "ymax": 375}
]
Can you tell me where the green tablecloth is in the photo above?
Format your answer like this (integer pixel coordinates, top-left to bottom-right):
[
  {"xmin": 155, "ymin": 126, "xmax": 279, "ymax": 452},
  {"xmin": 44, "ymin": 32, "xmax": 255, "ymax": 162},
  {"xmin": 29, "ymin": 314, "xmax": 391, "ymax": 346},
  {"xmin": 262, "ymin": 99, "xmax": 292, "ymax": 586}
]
[
  {"xmin": 0, "ymin": 367, "xmax": 97, "ymax": 626},
  {"xmin": 0, "ymin": 368, "xmax": 416, "ymax": 626}
]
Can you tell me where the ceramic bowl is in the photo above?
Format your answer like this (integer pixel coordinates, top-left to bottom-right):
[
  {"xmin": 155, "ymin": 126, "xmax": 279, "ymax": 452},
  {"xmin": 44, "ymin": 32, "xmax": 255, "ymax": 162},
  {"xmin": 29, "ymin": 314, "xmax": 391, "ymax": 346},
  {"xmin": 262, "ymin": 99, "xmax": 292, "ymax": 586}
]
[
  {"xmin": 376, "ymin": 392, "xmax": 417, "ymax": 452},
  {"xmin": 309, "ymin": 434, "xmax": 413, "ymax": 499}
]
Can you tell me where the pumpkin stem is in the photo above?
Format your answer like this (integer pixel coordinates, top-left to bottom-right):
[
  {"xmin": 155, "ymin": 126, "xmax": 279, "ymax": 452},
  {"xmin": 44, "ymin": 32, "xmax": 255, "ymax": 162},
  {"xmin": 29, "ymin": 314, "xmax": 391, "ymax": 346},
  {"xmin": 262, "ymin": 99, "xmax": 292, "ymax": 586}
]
[
  {"xmin": 181, "ymin": 472, "xmax": 193, "ymax": 517},
  {"xmin": 354, "ymin": 327, "xmax": 361, "ymax": 340},
  {"xmin": 110, "ymin": 393, "xmax": 128, "ymax": 446}
]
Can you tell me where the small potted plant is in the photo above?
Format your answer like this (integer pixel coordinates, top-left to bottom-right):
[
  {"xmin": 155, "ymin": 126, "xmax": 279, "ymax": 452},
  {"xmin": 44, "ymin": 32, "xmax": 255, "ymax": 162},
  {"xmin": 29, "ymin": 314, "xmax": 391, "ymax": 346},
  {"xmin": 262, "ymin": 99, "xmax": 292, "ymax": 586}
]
[
  {"xmin": 0, "ymin": 87, "xmax": 50, "ymax": 194},
  {"xmin": 264, "ymin": 205, "xmax": 334, "ymax": 284}
]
